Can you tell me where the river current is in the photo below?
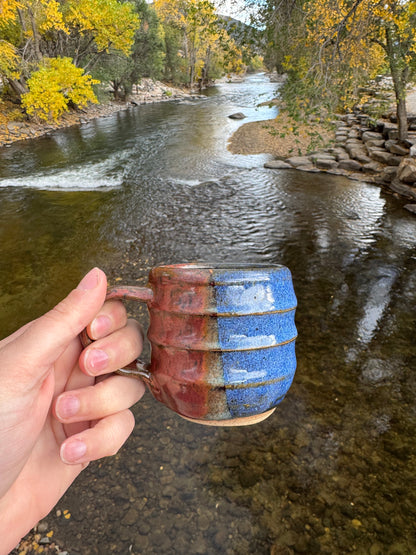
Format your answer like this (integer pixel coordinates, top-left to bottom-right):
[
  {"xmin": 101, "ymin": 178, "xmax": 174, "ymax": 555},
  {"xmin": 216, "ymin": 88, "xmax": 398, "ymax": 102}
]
[{"xmin": 1, "ymin": 74, "xmax": 416, "ymax": 554}]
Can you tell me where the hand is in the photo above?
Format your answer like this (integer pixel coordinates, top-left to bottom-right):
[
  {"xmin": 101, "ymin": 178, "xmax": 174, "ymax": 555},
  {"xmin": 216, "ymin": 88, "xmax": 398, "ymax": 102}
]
[{"xmin": 0, "ymin": 268, "xmax": 145, "ymax": 554}]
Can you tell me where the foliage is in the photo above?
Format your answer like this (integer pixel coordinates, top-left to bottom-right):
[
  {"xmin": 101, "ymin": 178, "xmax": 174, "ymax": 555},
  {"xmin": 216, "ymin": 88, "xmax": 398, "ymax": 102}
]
[
  {"xmin": 0, "ymin": 0, "xmax": 140, "ymax": 109},
  {"xmin": 155, "ymin": 0, "xmax": 244, "ymax": 87},
  {"xmin": 260, "ymin": 0, "xmax": 416, "ymax": 138},
  {"xmin": 21, "ymin": 57, "xmax": 98, "ymax": 121}
]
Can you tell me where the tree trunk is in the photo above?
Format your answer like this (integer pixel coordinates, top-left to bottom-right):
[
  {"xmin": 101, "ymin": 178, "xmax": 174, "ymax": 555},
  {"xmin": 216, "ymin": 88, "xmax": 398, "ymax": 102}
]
[
  {"xmin": 385, "ymin": 24, "xmax": 408, "ymax": 141},
  {"xmin": 7, "ymin": 78, "xmax": 28, "ymax": 100},
  {"xmin": 396, "ymin": 93, "xmax": 408, "ymax": 142}
]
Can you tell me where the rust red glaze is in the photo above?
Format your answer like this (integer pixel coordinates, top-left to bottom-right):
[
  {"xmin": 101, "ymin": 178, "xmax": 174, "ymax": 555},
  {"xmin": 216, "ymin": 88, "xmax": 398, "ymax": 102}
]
[
  {"xmin": 105, "ymin": 285, "xmax": 154, "ymax": 304},
  {"xmin": 146, "ymin": 266, "xmax": 219, "ymax": 419},
  {"xmin": 148, "ymin": 309, "xmax": 219, "ymax": 350},
  {"xmin": 148, "ymin": 266, "xmax": 215, "ymax": 315},
  {"xmin": 149, "ymin": 346, "xmax": 223, "ymax": 419}
]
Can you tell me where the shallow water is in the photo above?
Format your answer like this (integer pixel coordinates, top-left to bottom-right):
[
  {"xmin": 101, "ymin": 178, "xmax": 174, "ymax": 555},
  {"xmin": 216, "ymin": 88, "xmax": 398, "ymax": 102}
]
[{"xmin": 1, "ymin": 74, "xmax": 416, "ymax": 554}]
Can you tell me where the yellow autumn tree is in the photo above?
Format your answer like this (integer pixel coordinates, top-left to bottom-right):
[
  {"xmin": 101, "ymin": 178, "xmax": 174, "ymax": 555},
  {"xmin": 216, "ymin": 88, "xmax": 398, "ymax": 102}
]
[
  {"xmin": 21, "ymin": 57, "xmax": 98, "ymax": 121},
  {"xmin": 0, "ymin": 0, "xmax": 140, "ymax": 117},
  {"xmin": 262, "ymin": 0, "xmax": 416, "ymax": 138},
  {"xmin": 155, "ymin": 0, "xmax": 243, "ymax": 87}
]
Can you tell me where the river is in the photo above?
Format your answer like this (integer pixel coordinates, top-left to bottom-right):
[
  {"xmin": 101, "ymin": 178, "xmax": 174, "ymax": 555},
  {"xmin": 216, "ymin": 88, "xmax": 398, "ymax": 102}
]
[{"xmin": 1, "ymin": 73, "xmax": 416, "ymax": 554}]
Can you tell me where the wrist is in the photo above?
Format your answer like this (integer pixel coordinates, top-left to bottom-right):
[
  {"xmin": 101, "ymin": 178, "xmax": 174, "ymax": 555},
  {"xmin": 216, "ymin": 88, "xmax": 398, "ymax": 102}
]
[{"xmin": 0, "ymin": 485, "xmax": 38, "ymax": 555}]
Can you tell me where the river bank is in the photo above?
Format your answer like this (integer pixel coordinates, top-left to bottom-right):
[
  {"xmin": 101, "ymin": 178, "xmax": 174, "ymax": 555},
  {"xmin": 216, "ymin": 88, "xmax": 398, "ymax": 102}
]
[
  {"xmin": 0, "ymin": 79, "xmax": 197, "ymax": 148},
  {"xmin": 229, "ymin": 90, "xmax": 416, "ymax": 214}
]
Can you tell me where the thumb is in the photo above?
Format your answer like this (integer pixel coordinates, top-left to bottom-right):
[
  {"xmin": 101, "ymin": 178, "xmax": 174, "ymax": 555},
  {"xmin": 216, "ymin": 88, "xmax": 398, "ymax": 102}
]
[{"xmin": 2, "ymin": 268, "xmax": 107, "ymax": 385}]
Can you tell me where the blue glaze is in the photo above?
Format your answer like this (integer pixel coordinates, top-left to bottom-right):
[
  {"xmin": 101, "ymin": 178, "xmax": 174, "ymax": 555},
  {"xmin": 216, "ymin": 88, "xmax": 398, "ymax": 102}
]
[
  {"xmin": 217, "ymin": 311, "xmax": 297, "ymax": 351},
  {"xmin": 214, "ymin": 266, "xmax": 297, "ymax": 314},
  {"xmin": 222, "ymin": 342, "xmax": 296, "ymax": 417},
  {"xmin": 213, "ymin": 266, "xmax": 297, "ymax": 418}
]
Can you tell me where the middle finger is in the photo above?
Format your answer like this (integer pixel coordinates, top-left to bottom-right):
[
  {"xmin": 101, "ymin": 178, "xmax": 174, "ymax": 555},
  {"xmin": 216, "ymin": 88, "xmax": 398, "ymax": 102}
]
[{"xmin": 80, "ymin": 319, "xmax": 144, "ymax": 377}]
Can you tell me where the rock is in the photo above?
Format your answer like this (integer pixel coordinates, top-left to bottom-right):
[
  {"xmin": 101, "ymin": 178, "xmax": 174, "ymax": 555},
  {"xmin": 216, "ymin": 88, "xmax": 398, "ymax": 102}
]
[
  {"xmin": 410, "ymin": 145, "xmax": 416, "ymax": 157},
  {"xmin": 315, "ymin": 157, "xmax": 338, "ymax": 170},
  {"xmin": 380, "ymin": 166, "xmax": 398, "ymax": 183},
  {"xmin": 37, "ymin": 521, "xmax": 49, "ymax": 533},
  {"xmin": 397, "ymin": 157, "xmax": 416, "ymax": 183},
  {"xmin": 387, "ymin": 154, "xmax": 403, "ymax": 166},
  {"xmin": 366, "ymin": 139, "xmax": 385, "ymax": 148},
  {"xmin": 366, "ymin": 147, "xmax": 402, "ymax": 166},
  {"xmin": 228, "ymin": 112, "xmax": 246, "ymax": 120},
  {"xmin": 123, "ymin": 507, "xmax": 139, "ymax": 526},
  {"xmin": 385, "ymin": 141, "xmax": 409, "ymax": 156},
  {"xmin": 362, "ymin": 161, "xmax": 384, "ymax": 174},
  {"xmin": 330, "ymin": 147, "xmax": 350, "ymax": 161},
  {"xmin": 286, "ymin": 156, "xmax": 312, "ymax": 167},
  {"xmin": 382, "ymin": 122, "xmax": 399, "ymax": 140},
  {"xmin": 362, "ymin": 130, "xmax": 384, "ymax": 142},
  {"xmin": 264, "ymin": 160, "xmax": 292, "ymax": 169},
  {"xmin": 338, "ymin": 159, "xmax": 362, "ymax": 172},
  {"xmin": 404, "ymin": 204, "xmax": 416, "ymax": 214},
  {"xmin": 389, "ymin": 180, "xmax": 416, "ymax": 200},
  {"xmin": 348, "ymin": 147, "xmax": 371, "ymax": 164}
]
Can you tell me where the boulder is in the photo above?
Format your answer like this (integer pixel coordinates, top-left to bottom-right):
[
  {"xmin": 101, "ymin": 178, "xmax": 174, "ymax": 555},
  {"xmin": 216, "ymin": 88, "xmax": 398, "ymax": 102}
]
[
  {"xmin": 397, "ymin": 158, "xmax": 416, "ymax": 184},
  {"xmin": 404, "ymin": 204, "xmax": 416, "ymax": 214},
  {"xmin": 348, "ymin": 147, "xmax": 371, "ymax": 164},
  {"xmin": 228, "ymin": 112, "xmax": 246, "ymax": 120},
  {"xmin": 362, "ymin": 161, "xmax": 384, "ymax": 174},
  {"xmin": 315, "ymin": 158, "xmax": 338, "ymax": 170},
  {"xmin": 264, "ymin": 160, "xmax": 292, "ymax": 169},
  {"xmin": 367, "ymin": 149, "xmax": 393, "ymax": 165},
  {"xmin": 338, "ymin": 159, "xmax": 362, "ymax": 172},
  {"xmin": 385, "ymin": 141, "xmax": 409, "ymax": 156},
  {"xmin": 382, "ymin": 123, "xmax": 399, "ymax": 140},
  {"xmin": 389, "ymin": 180, "xmax": 416, "ymax": 200},
  {"xmin": 380, "ymin": 166, "xmax": 398, "ymax": 183},
  {"xmin": 366, "ymin": 139, "xmax": 385, "ymax": 148},
  {"xmin": 332, "ymin": 148, "xmax": 350, "ymax": 161},
  {"xmin": 362, "ymin": 131, "xmax": 384, "ymax": 142},
  {"xmin": 286, "ymin": 156, "xmax": 312, "ymax": 167}
]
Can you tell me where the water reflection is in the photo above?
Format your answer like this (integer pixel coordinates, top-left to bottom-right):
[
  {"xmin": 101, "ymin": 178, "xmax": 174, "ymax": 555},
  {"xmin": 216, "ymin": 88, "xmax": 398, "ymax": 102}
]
[{"xmin": 1, "ymin": 74, "xmax": 416, "ymax": 554}]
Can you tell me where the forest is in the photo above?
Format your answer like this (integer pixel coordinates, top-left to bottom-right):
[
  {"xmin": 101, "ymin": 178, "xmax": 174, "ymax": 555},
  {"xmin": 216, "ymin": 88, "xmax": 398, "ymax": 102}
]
[{"xmin": 1, "ymin": 0, "xmax": 416, "ymax": 139}]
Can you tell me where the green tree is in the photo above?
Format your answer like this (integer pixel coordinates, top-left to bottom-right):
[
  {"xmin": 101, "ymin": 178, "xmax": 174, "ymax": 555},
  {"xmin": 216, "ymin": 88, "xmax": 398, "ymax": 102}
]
[
  {"xmin": 260, "ymin": 0, "xmax": 416, "ymax": 139},
  {"xmin": 155, "ymin": 0, "xmax": 244, "ymax": 87}
]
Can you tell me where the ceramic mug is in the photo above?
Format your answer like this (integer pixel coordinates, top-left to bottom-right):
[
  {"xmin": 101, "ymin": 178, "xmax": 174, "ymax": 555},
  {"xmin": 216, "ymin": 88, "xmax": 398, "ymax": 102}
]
[{"xmin": 83, "ymin": 263, "xmax": 297, "ymax": 426}]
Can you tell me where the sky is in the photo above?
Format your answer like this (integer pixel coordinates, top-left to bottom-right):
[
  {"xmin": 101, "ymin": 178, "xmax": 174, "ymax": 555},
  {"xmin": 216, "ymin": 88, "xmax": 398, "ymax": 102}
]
[{"xmin": 146, "ymin": 1, "xmax": 260, "ymax": 24}]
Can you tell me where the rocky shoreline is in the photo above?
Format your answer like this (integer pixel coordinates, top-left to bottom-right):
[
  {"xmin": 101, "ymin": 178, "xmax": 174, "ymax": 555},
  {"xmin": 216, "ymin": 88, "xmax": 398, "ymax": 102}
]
[
  {"xmin": 262, "ymin": 111, "xmax": 416, "ymax": 215},
  {"xmin": 0, "ymin": 79, "xmax": 199, "ymax": 148}
]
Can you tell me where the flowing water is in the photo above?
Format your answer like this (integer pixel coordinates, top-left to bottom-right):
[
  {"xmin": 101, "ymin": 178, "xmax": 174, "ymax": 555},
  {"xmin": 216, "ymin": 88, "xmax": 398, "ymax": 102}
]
[{"xmin": 1, "ymin": 74, "xmax": 416, "ymax": 554}]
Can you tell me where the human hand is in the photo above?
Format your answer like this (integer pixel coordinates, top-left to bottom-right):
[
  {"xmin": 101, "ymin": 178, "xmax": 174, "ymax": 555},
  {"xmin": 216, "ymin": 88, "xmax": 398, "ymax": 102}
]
[{"xmin": 0, "ymin": 268, "xmax": 145, "ymax": 554}]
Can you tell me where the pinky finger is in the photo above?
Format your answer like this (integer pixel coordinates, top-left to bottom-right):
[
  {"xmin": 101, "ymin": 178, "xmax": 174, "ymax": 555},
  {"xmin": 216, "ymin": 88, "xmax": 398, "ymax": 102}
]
[{"xmin": 60, "ymin": 409, "xmax": 135, "ymax": 465}]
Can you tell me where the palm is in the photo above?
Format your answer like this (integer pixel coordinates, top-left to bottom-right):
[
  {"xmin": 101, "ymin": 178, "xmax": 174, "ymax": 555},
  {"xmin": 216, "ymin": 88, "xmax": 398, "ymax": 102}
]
[{"xmin": 0, "ymin": 336, "xmax": 93, "ymax": 526}]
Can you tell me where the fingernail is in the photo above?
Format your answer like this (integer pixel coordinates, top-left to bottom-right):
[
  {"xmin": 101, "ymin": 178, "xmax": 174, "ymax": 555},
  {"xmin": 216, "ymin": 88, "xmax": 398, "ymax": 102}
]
[
  {"xmin": 85, "ymin": 348, "xmax": 109, "ymax": 374},
  {"xmin": 61, "ymin": 439, "xmax": 87, "ymax": 464},
  {"xmin": 56, "ymin": 394, "xmax": 80, "ymax": 419},
  {"xmin": 77, "ymin": 268, "xmax": 100, "ymax": 291},
  {"xmin": 90, "ymin": 315, "xmax": 112, "ymax": 339}
]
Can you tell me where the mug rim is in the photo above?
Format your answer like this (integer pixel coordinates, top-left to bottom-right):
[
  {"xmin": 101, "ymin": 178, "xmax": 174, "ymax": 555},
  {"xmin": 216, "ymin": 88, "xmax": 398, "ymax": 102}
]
[{"xmin": 158, "ymin": 263, "xmax": 287, "ymax": 271}]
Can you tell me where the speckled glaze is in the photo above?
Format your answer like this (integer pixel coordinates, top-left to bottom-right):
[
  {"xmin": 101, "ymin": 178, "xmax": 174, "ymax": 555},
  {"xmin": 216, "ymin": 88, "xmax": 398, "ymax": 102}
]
[{"xmin": 103, "ymin": 264, "xmax": 297, "ymax": 426}]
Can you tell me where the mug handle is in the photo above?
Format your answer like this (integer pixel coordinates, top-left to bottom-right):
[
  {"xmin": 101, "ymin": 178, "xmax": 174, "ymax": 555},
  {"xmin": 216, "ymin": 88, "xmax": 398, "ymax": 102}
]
[{"xmin": 80, "ymin": 285, "xmax": 154, "ymax": 384}]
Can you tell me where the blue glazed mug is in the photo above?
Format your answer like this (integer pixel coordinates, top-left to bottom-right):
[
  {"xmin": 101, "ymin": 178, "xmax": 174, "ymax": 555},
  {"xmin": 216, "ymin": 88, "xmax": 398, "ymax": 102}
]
[{"xmin": 85, "ymin": 263, "xmax": 297, "ymax": 426}]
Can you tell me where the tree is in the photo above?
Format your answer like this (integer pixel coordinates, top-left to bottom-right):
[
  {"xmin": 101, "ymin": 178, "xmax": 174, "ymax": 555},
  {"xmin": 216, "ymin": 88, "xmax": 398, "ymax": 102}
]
[
  {"xmin": 21, "ymin": 57, "xmax": 99, "ymax": 120},
  {"xmin": 154, "ymin": 0, "xmax": 244, "ymax": 88},
  {"xmin": 260, "ymin": 0, "xmax": 416, "ymax": 139},
  {"xmin": 0, "ymin": 0, "xmax": 140, "ymax": 116}
]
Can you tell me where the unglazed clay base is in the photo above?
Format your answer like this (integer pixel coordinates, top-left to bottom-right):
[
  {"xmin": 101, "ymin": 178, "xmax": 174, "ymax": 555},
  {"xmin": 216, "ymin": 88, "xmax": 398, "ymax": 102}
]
[{"xmin": 181, "ymin": 407, "xmax": 276, "ymax": 426}]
